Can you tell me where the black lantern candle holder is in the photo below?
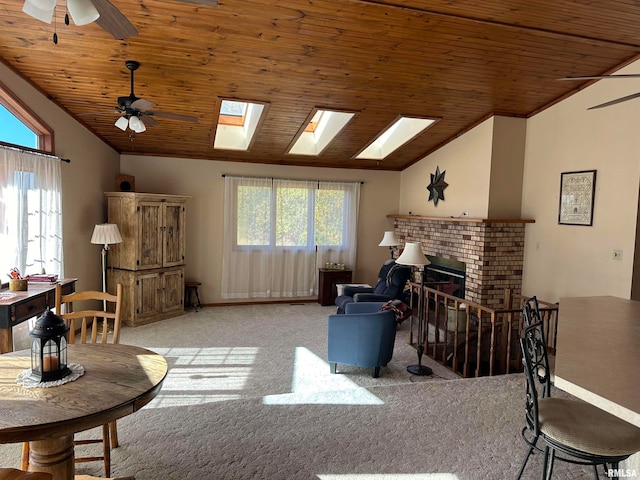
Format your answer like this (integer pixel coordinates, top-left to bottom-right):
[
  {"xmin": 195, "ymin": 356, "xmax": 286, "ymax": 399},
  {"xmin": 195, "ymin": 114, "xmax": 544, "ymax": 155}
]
[{"xmin": 29, "ymin": 307, "xmax": 71, "ymax": 382}]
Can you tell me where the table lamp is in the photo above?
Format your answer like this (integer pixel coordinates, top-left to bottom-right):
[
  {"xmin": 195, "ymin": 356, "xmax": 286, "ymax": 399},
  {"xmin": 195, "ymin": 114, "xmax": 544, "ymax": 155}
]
[
  {"xmin": 378, "ymin": 231, "xmax": 402, "ymax": 259},
  {"xmin": 396, "ymin": 241, "xmax": 432, "ymax": 376},
  {"xmin": 91, "ymin": 223, "xmax": 122, "ymax": 301}
]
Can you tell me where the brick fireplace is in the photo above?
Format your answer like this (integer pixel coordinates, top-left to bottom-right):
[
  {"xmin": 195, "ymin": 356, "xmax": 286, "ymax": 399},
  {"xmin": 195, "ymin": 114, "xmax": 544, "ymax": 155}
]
[{"xmin": 390, "ymin": 215, "xmax": 533, "ymax": 308}]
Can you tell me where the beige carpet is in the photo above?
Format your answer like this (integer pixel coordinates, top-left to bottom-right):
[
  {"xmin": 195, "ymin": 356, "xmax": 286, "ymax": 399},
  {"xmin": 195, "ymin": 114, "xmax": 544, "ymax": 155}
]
[{"xmin": 1, "ymin": 303, "xmax": 594, "ymax": 479}]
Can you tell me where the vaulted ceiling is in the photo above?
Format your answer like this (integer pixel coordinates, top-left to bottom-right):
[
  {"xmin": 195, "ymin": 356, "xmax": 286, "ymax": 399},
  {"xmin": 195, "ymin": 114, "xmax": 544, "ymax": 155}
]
[{"xmin": 1, "ymin": 0, "xmax": 640, "ymax": 171}]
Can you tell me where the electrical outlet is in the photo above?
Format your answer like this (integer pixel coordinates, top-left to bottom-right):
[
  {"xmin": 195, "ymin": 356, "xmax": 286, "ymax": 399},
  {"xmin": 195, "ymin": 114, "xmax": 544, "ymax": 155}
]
[{"xmin": 613, "ymin": 249, "xmax": 623, "ymax": 261}]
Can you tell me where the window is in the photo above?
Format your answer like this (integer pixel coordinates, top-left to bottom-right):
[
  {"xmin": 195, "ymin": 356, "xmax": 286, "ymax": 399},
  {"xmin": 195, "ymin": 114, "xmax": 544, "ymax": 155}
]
[
  {"xmin": 235, "ymin": 181, "xmax": 349, "ymax": 248},
  {"xmin": 0, "ymin": 147, "xmax": 64, "ymax": 279},
  {"xmin": 0, "ymin": 81, "xmax": 53, "ymax": 152},
  {"xmin": 0, "ymin": 104, "xmax": 37, "ymax": 148},
  {"xmin": 0, "ymin": 83, "xmax": 62, "ymax": 280},
  {"xmin": 222, "ymin": 176, "xmax": 360, "ymax": 299}
]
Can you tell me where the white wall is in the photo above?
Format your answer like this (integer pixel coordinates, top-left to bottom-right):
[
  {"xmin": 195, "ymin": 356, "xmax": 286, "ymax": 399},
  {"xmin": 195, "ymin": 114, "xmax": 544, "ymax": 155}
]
[
  {"xmin": 120, "ymin": 155, "xmax": 401, "ymax": 304},
  {"xmin": 521, "ymin": 62, "xmax": 640, "ymax": 301},
  {"xmin": 0, "ymin": 60, "xmax": 120, "ymax": 293},
  {"xmin": 400, "ymin": 118, "xmax": 494, "ymax": 218}
]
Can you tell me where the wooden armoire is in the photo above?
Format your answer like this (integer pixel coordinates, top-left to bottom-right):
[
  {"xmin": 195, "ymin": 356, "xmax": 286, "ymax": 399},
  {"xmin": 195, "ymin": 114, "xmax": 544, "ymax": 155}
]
[{"xmin": 105, "ymin": 192, "xmax": 189, "ymax": 326}]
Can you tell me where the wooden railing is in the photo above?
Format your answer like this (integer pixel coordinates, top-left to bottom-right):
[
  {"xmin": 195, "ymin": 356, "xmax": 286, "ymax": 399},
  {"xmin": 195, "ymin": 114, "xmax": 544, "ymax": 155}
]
[{"xmin": 407, "ymin": 283, "xmax": 558, "ymax": 378}]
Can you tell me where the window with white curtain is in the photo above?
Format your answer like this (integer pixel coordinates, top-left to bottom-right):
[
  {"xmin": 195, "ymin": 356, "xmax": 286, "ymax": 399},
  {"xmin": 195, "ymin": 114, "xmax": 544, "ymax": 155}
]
[
  {"xmin": 222, "ymin": 176, "xmax": 360, "ymax": 299},
  {"xmin": 0, "ymin": 146, "xmax": 64, "ymax": 279}
]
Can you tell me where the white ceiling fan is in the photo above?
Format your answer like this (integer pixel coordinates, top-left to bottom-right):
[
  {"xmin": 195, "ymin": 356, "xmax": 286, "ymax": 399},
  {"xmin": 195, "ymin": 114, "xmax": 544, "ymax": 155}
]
[
  {"xmin": 559, "ymin": 74, "xmax": 640, "ymax": 110},
  {"xmin": 22, "ymin": 0, "xmax": 217, "ymax": 40}
]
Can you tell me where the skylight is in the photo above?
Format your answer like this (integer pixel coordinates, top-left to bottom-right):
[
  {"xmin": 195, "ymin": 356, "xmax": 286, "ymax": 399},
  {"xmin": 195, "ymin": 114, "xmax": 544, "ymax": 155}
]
[
  {"xmin": 355, "ymin": 116, "xmax": 438, "ymax": 160},
  {"xmin": 287, "ymin": 108, "xmax": 356, "ymax": 156},
  {"xmin": 213, "ymin": 99, "xmax": 269, "ymax": 151}
]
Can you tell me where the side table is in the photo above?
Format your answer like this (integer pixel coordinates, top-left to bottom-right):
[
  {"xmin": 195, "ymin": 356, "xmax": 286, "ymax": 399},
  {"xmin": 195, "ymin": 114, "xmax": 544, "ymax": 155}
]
[{"xmin": 318, "ymin": 268, "xmax": 352, "ymax": 306}]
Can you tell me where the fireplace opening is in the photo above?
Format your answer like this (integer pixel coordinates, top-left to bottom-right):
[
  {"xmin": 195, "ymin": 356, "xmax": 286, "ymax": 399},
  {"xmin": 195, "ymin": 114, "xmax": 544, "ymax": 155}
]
[{"xmin": 424, "ymin": 256, "xmax": 466, "ymax": 299}]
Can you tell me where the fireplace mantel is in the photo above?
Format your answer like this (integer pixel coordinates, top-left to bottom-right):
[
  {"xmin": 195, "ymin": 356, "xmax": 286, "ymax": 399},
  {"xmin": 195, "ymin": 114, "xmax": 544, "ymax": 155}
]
[{"xmin": 387, "ymin": 214, "xmax": 535, "ymax": 225}]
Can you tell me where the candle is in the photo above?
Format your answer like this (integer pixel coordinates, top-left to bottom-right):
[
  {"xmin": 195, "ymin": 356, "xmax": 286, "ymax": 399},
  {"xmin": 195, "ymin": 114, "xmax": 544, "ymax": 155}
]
[{"xmin": 43, "ymin": 354, "xmax": 58, "ymax": 372}]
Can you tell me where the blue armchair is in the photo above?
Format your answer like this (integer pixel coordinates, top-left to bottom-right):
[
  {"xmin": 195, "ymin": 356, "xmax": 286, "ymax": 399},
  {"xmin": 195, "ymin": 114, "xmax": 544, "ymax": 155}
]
[
  {"xmin": 327, "ymin": 302, "xmax": 397, "ymax": 378},
  {"xmin": 335, "ymin": 260, "xmax": 412, "ymax": 314}
]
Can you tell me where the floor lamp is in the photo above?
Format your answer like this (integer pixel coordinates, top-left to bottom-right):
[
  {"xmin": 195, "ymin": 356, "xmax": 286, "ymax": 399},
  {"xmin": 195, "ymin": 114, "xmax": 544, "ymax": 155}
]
[
  {"xmin": 396, "ymin": 241, "xmax": 432, "ymax": 376},
  {"xmin": 378, "ymin": 231, "xmax": 402, "ymax": 259},
  {"xmin": 90, "ymin": 223, "xmax": 122, "ymax": 308}
]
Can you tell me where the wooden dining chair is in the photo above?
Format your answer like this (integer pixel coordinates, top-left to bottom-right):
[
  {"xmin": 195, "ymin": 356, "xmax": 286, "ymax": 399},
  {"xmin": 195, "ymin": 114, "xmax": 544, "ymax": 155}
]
[
  {"xmin": 0, "ymin": 468, "xmax": 51, "ymax": 480},
  {"xmin": 21, "ymin": 283, "xmax": 123, "ymax": 478}
]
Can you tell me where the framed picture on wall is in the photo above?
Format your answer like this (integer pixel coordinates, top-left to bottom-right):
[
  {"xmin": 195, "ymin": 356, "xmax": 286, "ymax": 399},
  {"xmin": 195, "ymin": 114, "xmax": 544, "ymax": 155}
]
[{"xmin": 558, "ymin": 170, "xmax": 597, "ymax": 226}]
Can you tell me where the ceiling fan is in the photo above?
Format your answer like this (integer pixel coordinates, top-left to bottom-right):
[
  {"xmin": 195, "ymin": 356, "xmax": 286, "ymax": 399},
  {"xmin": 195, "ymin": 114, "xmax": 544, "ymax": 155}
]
[
  {"xmin": 559, "ymin": 74, "xmax": 640, "ymax": 110},
  {"xmin": 22, "ymin": 0, "xmax": 217, "ymax": 40},
  {"xmin": 113, "ymin": 60, "xmax": 198, "ymax": 134}
]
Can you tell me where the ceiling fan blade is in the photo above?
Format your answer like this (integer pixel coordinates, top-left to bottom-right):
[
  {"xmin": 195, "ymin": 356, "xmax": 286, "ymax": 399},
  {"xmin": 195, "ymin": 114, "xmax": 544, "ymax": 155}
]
[
  {"xmin": 176, "ymin": 0, "xmax": 218, "ymax": 5},
  {"xmin": 588, "ymin": 91, "xmax": 640, "ymax": 110},
  {"xmin": 139, "ymin": 113, "xmax": 160, "ymax": 126},
  {"xmin": 131, "ymin": 98, "xmax": 156, "ymax": 111},
  {"xmin": 78, "ymin": 109, "xmax": 121, "ymax": 115},
  {"xmin": 559, "ymin": 74, "xmax": 640, "ymax": 81},
  {"xmin": 148, "ymin": 111, "xmax": 198, "ymax": 123},
  {"xmin": 91, "ymin": 0, "xmax": 138, "ymax": 39}
]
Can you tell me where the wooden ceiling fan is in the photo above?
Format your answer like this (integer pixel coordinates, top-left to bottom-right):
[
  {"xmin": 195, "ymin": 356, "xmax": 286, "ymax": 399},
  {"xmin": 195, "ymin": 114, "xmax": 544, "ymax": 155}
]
[
  {"xmin": 22, "ymin": 0, "xmax": 217, "ymax": 40},
  {"xmin": 559, "ymin": 74, "xmax": 640, "ymax": 110}
]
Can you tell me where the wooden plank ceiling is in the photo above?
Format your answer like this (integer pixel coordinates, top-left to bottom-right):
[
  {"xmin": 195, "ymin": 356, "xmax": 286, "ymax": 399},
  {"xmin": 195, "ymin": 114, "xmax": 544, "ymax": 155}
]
[{"xmin": 1, "ymin": 0, "xmax": 640, "ymax": 170}]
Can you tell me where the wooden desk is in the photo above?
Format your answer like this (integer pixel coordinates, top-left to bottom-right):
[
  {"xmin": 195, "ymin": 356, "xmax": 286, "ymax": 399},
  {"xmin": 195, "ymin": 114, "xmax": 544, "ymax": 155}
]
[
  {"xmin": 0, "ymin": 279, "xmax": 77, "ymax": 354},
  {"xmin": 0, "ymin": 343, "xmax": 167, "ymax": 480},
  {"xmin": 556, "ymin": 296, "xmax": 640, "ymax": 427}
]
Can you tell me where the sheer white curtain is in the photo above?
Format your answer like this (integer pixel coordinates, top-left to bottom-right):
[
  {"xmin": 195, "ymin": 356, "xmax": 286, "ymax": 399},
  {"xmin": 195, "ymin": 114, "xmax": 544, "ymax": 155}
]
[
  {"xmin": 315, "ymin": 180, "xmax": 360, "ymax": 272},
  {"xmin": 221, "ymin": 176, "xmax": 360, "ymax": 299},
  {"xmin": 0, "ymin": 147, "xmax": 63, "ymax": 278}
]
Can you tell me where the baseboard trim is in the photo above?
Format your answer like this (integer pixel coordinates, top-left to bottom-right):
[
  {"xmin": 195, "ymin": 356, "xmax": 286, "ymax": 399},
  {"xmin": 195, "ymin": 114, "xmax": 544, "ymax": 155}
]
[{"xmin": 200, "ymin": 298, "xmax": 318, "ymax": 307}]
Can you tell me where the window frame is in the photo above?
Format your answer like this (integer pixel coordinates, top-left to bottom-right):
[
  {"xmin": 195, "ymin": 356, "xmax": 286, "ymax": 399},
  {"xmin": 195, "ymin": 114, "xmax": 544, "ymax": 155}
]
[{"xmin": 0, "ymin": 81, "xmax": 54, "ymax": 153}]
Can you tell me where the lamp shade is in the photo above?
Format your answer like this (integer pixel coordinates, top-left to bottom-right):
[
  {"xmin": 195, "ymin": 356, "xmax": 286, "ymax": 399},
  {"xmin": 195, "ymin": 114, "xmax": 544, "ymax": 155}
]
[
  {"xmin": 395, "ymin": 242, "xmax": 430, "ymax": 266},
  {"xmin": 91, "ymin": 223, "xmax": 122, "ymax": 247},
  {"xmin": 67, "ymin": 0, "xmax": 100, "ymax": 25},
  {"xmin": 378, "ymin": 231, "xmax": 401, "ymax": 247}
]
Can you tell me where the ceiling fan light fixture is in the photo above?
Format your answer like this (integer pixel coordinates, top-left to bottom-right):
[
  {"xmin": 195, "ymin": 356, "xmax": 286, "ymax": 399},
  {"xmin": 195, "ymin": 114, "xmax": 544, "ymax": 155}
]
[
  {"xmin": 22, "ymin": 0, "xmax": 55, "ymax": 23},
  {"xmin": 134, "ymin": 120, "xmax": 146, "ymax": 133},
  {"xmin": 115, "ymin": 116, "xmax": 129, "ymax": 131},
  {"xmin": 25, "ymin": 0, "xmax": 56, "ymax": 10},
  {"xmin": 129, "ymin": 115, "xmax": 145, "ymax": 133},
  {"xmin": 67, "ymin": 0, "xmax": 100, "ymax": 26}
]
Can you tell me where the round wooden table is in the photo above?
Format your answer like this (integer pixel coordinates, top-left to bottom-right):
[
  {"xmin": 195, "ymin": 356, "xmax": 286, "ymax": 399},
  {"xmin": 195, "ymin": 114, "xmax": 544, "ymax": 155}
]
[{"xmin": 0, "ymin": 344, "xmax": 168, "ymax": 480}]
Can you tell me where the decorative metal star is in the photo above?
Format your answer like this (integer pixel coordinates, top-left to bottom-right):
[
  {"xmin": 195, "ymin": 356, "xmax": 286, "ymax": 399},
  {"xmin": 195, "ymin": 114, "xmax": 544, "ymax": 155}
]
[{"xmin": 427, "ymin": 166, "xmax": 448, "ymax": 206}]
